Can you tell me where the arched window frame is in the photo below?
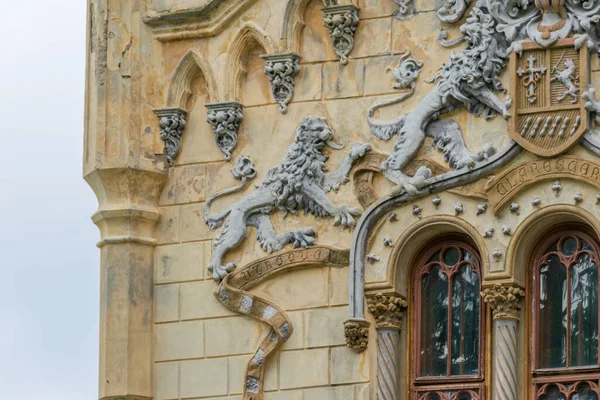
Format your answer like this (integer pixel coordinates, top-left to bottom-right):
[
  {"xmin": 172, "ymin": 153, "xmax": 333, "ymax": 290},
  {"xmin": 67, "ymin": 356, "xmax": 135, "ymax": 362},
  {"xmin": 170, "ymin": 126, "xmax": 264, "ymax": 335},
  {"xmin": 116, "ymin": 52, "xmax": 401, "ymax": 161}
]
[
  {"xmin": 410, "ymin": 239, "xmax": 486, "ymax": 400},
  {"xmin": 529, "ymin": 228, "xmax": 600, "ymax": 399}
]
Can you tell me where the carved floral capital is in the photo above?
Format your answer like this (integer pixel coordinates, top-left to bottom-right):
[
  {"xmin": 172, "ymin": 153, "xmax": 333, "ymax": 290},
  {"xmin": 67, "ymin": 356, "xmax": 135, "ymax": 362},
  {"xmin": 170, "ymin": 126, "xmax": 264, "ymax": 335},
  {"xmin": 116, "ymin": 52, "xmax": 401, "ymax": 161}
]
[
  {"xmin": 205, "ymin": 102, "xmax": 243, "ymax": 161},
  {"xmin": 482, "ymin": 283, "xmax": 525, "ymax": 321},
  {"xmin": 344, "ymin": 318, "xmax": 370, "ymax": 353},
  {"xmin": 367, "ymin": 292, "xmax": 408, "ymax": 330},
  {"xmin": 322, "ymin": 4, "xmax": 360, "ymax": 65},
  {"xmin": 261, "ymin": 53, "xmax": 301, "ymax": 114},
  {"xmin": 154, "ymin": 108, "xmax": 187, "ymax": 167}
]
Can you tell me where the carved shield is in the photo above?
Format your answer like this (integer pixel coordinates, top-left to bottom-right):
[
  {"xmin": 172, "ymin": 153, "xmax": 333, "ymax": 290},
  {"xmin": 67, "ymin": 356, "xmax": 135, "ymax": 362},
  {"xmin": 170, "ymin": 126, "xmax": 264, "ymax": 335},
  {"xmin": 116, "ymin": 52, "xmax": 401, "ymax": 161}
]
[{"xmin": 509, "ymin": 38, "xmax": 589, "ymax": 157}]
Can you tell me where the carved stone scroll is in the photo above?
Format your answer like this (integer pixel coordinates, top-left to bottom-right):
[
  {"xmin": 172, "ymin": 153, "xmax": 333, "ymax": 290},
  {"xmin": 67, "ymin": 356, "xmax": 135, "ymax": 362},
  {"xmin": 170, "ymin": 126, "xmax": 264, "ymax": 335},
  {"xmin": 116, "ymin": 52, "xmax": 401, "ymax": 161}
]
[
  {"xmin": 216, "ymin": 246, "xmax": 350, "ymax": 400},
  {"xmin": 154, "ymin": 108, "xmax": 187, "ymax": 167},
  {"xmin": 367, "ymin": 292, "xmax": 407, "ymax": 400},
  {"xmin": 485, "ymin": 157, "xmax": 600, "ymax": 214},
  {"xmin": 483, "ymin": 284, "xmax": 525, "ymax": 400},
  {"xmin": 205, "ymin": 101, "xmax": 243, "ymax": 161},
  {"xmin": 322, "ymin": 4, "xmax": 360, "ymax": 65},
  {"xmin": 437, "ymin": 0, "xmax": 471, "ymax": 23},
  {"xmin": 394, "ymin": 0, "xmax": 415, "ymax": 20},
  {"xmin": 261, "ymin": 52, "xmax": 301, "ymax": 114}
]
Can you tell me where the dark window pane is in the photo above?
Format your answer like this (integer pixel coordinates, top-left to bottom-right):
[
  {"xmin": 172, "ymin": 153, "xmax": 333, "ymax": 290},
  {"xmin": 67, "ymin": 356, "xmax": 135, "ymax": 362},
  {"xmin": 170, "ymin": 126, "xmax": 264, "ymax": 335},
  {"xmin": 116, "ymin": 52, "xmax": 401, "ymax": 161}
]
[
  {"xmin": 562, "ymin": 237, "xmax": 578, "ymax": 256},
  {"xmin": 456, "ymin": 392, "xmax": 474, "ymax": 400},
  {"xmin": 539, "ymin": 385, "xmax": 566, "ymax": 400},
  {"xmin": 539, "ymin": 254, "xmax": 567, "ymax": 368},
  {"xmin": 426, "ymin": 393, "xmax": 443, "ymax": 400},
  {"xmin": 443, "ymin": 247, "xmax": 460, "ymax": 266},
  {"xmin": 421, "ymin": 264, "xmax": 449, "ymax": 377},
  {"xmin": 451, "ymin": 265, "xmax": 480, "ymax": 376},
  {"xmin": 570, "ymin": 253, "xmax": 599, "ymax": 367},
  {"xmin": 571, "ymin": 383, "xmax": 599, "ymax": 400}
]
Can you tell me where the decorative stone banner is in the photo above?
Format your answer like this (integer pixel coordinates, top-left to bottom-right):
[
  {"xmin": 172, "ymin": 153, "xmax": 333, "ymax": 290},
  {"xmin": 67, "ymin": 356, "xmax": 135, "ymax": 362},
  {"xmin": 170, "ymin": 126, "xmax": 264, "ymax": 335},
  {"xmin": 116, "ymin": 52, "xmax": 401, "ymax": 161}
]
[
  {"xmin": 482, "ymin": 284, "xmax": 525, "ymax": 400},
  {"xmin": 261, "ymin": 52, "xmax": 301, "ymax": 114},
  {"xmin": 154, "ymin": 108, "xmax": 187, "ymax": 167},
  {"xmin": 367, "ymin": 292, "xmax": 407, "ymax": 400},
  {"xmin": 215, "ymin": 246, "xmax": 350, "ymax": 400},
  {"xmin": 486, "ymin": 157, "xmax": 600, "ymax": 214}
]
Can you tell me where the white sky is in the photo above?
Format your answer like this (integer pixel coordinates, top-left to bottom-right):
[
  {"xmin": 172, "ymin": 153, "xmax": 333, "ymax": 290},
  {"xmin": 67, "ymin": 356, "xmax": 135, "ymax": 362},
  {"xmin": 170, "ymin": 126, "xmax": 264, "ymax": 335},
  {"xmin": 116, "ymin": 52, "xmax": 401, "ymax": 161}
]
[{"xmin": 0, "ymin": 1, "xmax": 100, "ymax": 398}]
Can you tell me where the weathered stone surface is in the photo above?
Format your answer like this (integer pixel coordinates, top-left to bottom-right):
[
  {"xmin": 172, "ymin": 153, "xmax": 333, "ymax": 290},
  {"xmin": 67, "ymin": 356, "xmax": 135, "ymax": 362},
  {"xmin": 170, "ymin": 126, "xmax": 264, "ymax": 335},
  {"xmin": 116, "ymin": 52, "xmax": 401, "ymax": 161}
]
[
  {"xmin": 154, "ymin": 320, "xmax": 205, "ymax": 361},
  {"xmin": 154, "ymin": 284, "xmax": 179, "ymax": 322},
  {"xmin": 155, "ymin": 242, "xmax": 205, "ymax": 283},
  {"xmin": 180, "ymin": 358, "xmax": 228, "ymax": 398},
  {"xmin": 280, "ymin": 348, "xmax": 329, "ymax": 389}
]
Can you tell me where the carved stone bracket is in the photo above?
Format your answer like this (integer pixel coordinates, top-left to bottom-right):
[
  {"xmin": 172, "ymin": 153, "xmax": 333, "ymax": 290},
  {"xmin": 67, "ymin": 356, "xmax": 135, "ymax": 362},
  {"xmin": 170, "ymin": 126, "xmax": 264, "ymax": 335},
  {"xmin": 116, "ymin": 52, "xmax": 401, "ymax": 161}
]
[
  {"xmin": 261, "ymin": 53, "xmax": 301, "ymax": 114},
  {"xmin": 367, "ymin": 292, "xmax": 407, "ymax": 330},
  {"xmin": 322, "ymin": 4, "xmax": 360, "ymax": 65},
  {"xmin": 154, "ymin": 108, "xmax": 187, "ymax": 167},
  {"xmin": 482, "ymin": 283, "xmax": 525, "ymax": 321},
  {"xmin": 344, "ymin": 318, "xmax": 370, "ymax": 353},
  {"xmin": 205, "ymin": 102, "xmax": 243, "ymax": 161}
]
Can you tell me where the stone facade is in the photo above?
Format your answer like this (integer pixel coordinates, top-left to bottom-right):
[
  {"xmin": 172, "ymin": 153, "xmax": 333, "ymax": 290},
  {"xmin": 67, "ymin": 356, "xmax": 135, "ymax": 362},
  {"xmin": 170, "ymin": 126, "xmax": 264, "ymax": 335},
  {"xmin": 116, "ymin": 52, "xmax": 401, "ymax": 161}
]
[{"xmin": 84, "ymin": 1, "xmax": 600, "ymax": 399}]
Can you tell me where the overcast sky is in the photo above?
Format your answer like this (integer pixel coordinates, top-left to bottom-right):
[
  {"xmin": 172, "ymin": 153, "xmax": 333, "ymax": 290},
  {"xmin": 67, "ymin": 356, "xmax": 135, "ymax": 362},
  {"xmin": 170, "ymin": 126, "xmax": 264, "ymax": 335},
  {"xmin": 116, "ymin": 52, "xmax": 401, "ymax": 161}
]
[{"xmin": 0, "ymin": 2, "xmax": 100, "ymax": 399}]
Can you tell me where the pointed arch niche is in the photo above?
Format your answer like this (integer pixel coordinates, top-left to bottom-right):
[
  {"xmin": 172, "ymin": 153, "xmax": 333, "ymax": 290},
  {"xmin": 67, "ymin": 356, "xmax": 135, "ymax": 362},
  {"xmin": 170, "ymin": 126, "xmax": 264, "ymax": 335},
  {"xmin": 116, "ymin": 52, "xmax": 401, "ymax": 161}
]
[
  {"xmin": 225, "ymin": 23, "xmax": 277, "ymax": 105},
  {"xmin": 282, "ymin": 0, "xmax": 334, "ymax": 62},
  {"xmin": 166, "ymin": 49, "xmax": 223, "ymax": 164}
]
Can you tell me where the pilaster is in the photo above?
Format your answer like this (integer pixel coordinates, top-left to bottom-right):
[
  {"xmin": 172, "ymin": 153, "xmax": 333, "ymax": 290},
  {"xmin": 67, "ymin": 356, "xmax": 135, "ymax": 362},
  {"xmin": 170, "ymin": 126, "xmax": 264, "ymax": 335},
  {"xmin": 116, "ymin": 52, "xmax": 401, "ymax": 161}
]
[{"xmin": 84, "ymin": 1, "xmax": 165, "ymax": 399}]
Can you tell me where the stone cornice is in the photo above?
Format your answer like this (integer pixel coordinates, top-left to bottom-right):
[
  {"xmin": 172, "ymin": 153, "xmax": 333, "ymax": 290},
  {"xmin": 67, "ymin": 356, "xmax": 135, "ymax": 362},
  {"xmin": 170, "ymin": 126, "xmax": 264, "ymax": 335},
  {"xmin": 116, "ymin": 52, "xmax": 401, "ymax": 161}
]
[
  {"xmin": 143, "ymin": 0, "xmax": 259, "ymax": 42},
  {"xmin": 482, "ymin": 283, "xmax": 525, "ymax": 321},
  {"xmin": 367, "ymin": 292, "xmax": 407, "ymax": 330}
]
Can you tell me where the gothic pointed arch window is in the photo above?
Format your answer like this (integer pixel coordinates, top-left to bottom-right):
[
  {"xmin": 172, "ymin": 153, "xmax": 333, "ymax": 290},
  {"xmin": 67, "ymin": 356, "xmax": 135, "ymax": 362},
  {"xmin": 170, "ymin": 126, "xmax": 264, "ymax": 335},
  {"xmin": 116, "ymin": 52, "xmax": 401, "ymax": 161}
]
[
  {"xmin": 411, "ymin": 239, "xmax": 485, "ymax": 400},
  {"xmin": 530, "ymin": 229, "xmax": 600, "ymax": 399}
]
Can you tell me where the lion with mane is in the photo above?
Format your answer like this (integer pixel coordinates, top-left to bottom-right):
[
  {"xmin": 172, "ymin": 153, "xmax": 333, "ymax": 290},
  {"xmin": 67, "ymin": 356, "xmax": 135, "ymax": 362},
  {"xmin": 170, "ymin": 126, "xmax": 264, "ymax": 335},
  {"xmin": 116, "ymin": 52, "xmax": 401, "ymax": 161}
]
[
  {"xmin": 369, "ymin": 6, "xmax": 512, "ymax": 192},
  {"xmin": 204, "ymin": 116, "xmax": 371, "ymax": 281}
]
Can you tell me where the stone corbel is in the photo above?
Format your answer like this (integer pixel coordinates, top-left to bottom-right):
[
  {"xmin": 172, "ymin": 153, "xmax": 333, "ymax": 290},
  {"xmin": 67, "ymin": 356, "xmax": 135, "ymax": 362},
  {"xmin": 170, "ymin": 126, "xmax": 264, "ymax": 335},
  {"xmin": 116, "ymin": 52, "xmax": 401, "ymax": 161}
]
[
  {"xmin": 367, "ymin": 292, "xmax": 407, "ymax": 400},
  {"xmin": 261, "ymin": 53, "xmax": 301, "ymax": 114},
  {"xmin": 154, "ymin": 108, "xmax": 187, "ymax": 167},
  {"xmin": 205, "ymin": 102, "xmax": 243, "ymax": 161},
  {"xmin": 344, "ymin": 318, "xmax": 370, "ymax": 353},
  {"xmin": 322, "ymin": 3, "xmax": 360, "ymax": 65}
]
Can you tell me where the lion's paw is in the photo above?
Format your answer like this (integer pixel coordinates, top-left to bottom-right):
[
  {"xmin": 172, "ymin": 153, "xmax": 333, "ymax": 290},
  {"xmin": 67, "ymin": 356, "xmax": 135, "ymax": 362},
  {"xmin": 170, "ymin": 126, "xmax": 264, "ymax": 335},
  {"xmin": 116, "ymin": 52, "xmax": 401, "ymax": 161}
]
[
  {"xmin": 349, "ymin": 143, "xmax": 372, "ymax": 160},
  {"xmin": 208, "ymin": 262, "xmax": 236, "ymax": 282},
  {"xmin": 261, "ymin": 237, "xmax": 284, "ymax": 253},
  {"xmin": 292, "ymin": 228, "xmax": 317, "ymax": 248},
  {"xmin": 333, "ymin": 205, "xmax": 361, "ymax": 228}
]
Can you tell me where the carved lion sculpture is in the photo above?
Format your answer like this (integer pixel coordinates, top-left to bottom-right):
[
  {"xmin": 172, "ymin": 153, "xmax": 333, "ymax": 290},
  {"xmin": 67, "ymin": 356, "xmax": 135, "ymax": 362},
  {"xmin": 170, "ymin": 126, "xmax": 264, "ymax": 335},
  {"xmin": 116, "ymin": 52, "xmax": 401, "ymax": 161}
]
[
  {"xmin": 369, "ymin": 6, "xmax": 511, "ymax": 193},
  {"xmin": 204, "ymin": 116, "xmax": 372, "ymax": 281}
]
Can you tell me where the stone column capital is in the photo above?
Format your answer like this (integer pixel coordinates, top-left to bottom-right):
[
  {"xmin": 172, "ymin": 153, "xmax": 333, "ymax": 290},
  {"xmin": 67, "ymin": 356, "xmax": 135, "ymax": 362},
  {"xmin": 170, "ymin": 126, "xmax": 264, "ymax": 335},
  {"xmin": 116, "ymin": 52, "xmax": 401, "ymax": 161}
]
[
  {"xmin": 367, "ymin": 292, "xmax": 407, "ymax": 330},
  {"xmin": 482, "ymin": 283, "xmax": 525, "ymax": 321}
]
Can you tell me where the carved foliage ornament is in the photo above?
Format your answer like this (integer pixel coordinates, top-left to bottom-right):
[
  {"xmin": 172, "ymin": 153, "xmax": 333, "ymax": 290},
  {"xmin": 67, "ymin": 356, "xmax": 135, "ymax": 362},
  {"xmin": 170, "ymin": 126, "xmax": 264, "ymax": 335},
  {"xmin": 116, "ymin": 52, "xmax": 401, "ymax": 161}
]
[
  {"xmin": 322, "ymin": 4, "xmax": 360, "ymax": 65},
  {"xmin": 154, "ymin": 108, "xmax": 187, "ymax": 167},
  {"xmin": 261, "ymin": 53, "xmax": 301, "ymax": 114},
  {"xmin": 367, "ymin": 292, "xmax": 408, "ymax": 330},
  {"xmin": 344, "ymin": 318, "xmax": 370, "ymax": 353},
  {"xmin": 482, "ymin": 283, "xmax": 525, "ymax": 320},
  {"xmin": 206, "ymin": 102, "xmax": 243, "ymax": 161}
]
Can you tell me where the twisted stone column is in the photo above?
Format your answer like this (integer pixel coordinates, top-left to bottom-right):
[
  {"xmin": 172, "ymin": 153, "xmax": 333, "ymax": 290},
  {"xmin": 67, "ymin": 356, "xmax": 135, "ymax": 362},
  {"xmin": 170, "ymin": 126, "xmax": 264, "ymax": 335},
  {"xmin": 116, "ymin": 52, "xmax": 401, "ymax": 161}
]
[
  {"xmin": 367, "ymin": 292, "xmax": 407, "ymax": 400},
  {"xmin": 482, "ymin": 284, "xmax": 525, "ymax": 400}
]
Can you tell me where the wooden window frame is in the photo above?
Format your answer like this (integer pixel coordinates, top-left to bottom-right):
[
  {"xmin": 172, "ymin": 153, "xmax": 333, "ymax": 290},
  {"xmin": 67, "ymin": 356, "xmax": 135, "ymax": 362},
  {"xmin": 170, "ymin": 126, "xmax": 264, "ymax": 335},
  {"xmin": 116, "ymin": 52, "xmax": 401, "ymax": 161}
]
[
  {"xmin": 411, "ymin": 239, "xmax": 486, "ymax": 399},
  {"xmin": 529, "ymin": 228, "xmax": 600, "ymax": 399}
]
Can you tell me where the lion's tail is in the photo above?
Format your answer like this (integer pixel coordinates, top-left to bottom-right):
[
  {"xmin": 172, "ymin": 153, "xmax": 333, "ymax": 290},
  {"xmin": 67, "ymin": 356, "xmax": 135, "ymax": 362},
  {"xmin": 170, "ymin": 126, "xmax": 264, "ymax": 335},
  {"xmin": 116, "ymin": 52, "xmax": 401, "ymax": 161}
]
[
  {"xmin": 204, "ymin": 178, "xmax": 250, "ymax": 230},
  {"xmin": 367, "ymin": 88, "xmax": 413, "ymax": 141},
  {"xmin": 204, "ymin": 156, "xmax": 257, "ymax": 230}
]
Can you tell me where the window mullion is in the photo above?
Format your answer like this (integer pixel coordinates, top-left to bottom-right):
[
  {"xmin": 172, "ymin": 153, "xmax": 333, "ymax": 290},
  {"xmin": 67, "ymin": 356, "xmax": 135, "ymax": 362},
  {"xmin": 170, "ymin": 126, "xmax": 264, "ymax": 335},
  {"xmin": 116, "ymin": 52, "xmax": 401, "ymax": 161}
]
[
  {"xmin": 566, "ymin": 262, "xmax": 572, "ymax": 368},
  {"xmin": 447, "ymin": 272, "xmax": 453, "ymax": 377}
]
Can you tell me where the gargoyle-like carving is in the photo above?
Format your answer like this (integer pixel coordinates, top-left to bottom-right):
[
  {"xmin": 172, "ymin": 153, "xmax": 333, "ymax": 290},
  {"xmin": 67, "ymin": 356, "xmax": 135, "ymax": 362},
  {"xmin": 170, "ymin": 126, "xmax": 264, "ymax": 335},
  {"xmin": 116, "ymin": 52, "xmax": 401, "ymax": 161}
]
[
  {"xmin": 438, "ymin": 0, "xmax": 472, "ymax": 23},
  {"xmin": 206, "ymin": 102, "xmax": 243, "ymax": 161},
  {"xmin": 323, "ymin": 4, "xmax": 360, "ymax": 65},
  {"xmin": 154, "ymin": 108, "xmax": 187, "ymax": 167},
  {"xmin": 262, "ymin": 53, "xmax": 301, "ymax": 114},
  {"xmin": 204, "ymin": 116, "xmax": 371, "ymax": 281}
]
